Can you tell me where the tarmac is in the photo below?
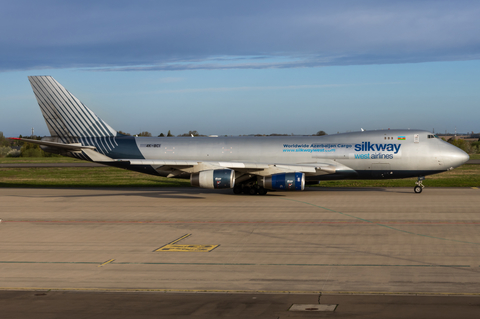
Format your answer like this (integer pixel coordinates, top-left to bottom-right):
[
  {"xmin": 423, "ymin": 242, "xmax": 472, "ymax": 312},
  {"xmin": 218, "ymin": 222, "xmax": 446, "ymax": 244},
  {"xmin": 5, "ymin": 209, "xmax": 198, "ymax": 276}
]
[{"xmin": 1, "ymin": 187, "xmax": 480, "ymax": 318}]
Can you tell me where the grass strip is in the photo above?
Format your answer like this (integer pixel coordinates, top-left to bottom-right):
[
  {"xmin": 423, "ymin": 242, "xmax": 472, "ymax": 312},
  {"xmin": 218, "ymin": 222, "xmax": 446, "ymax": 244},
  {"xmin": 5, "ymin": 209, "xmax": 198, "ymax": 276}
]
[
  {"xmin": 0, "ymin": 166, "xmax": 189, "ymax": 188},
  {"xmin": 318, "ymin": 164, "xmax": 480, "ymax": 188},
  {"xmin": 0, "ymin": 157, "xmax": 83, "ymax": 164}
]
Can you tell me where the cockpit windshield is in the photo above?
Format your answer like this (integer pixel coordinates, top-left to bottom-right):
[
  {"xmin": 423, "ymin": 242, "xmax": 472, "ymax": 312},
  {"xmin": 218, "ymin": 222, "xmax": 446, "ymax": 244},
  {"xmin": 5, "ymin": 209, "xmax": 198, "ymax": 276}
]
[{"xmin": 427, "ymin": 134, "xmax": 439, "ymax": 139}]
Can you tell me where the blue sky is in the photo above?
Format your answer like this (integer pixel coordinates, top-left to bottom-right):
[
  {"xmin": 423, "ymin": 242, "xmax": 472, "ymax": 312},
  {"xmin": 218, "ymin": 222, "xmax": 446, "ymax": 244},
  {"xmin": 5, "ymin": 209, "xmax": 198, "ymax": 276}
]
[{"xmin": 1, "ymin": 0, "xmax": 479, "ymax": 136}]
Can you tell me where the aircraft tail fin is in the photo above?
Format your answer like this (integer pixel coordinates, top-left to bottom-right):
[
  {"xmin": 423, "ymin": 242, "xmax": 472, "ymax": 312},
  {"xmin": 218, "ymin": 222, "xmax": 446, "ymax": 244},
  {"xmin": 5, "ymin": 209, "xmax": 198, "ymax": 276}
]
[{"xmin": 28, "ymin": 76, "xmax": 117, "ymax": 144}]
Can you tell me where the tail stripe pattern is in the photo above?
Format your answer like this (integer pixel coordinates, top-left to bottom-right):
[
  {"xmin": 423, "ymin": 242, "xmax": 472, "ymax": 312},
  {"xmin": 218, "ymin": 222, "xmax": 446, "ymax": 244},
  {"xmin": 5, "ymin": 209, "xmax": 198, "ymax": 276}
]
[
  {"xmin": 41, "ymin": 76, "xmax": 111, "ymax": 151},
  {"xmin": 59, "ymin": 83, "xmax": 118, "ymax": 151},
  {"xmin": 41, "ymin": 77, "xmax": 97, "ymax": 142},
  {"xmin": 31, "ymin": 77, "xmax": 88, "ymax": 144},
  {"xmin": 29, "ymin": 78, "xmax": 75, "ymax": 144},
  {"xmin": 50, "ymin": 77, "xmax": 109, "ymax": 139},
  {"xmin": 44, "ymin": 77, "xmax": 97, "ymax": 147},
  {"xmin": 29, "ymin": 76, "xmax": 117, "ymax": 154}
]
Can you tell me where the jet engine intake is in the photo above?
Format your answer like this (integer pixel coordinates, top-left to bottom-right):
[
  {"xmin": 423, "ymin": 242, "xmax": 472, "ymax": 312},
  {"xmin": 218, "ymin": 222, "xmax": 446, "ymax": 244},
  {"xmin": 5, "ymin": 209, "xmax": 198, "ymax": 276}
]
[
  {"xmin": 191, "ymin": 169, "xmax": 235, "ymax": 189},
  {"xmin": 259, "ymin": 172, "xmax": 305, "ymax": 191}
]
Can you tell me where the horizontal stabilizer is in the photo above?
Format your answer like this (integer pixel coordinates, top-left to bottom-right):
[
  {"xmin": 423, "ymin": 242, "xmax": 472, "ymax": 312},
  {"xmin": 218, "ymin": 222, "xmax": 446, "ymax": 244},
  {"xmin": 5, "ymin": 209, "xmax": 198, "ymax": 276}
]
[{"xmin": 8, "ymin": 138, "xmax": 96, "ymax": 151}]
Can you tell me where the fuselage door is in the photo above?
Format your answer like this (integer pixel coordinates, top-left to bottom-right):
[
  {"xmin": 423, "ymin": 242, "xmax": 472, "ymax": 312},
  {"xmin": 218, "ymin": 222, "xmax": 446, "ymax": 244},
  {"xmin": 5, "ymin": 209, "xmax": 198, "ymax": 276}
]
[{"xmin": 414, "ymin": 134, "xmax": 420, "ymax": 143}]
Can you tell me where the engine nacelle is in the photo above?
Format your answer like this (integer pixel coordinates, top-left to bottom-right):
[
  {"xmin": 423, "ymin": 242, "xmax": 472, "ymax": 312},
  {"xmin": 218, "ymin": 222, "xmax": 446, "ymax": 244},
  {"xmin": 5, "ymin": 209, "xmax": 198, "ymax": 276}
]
[
  {"xmin": 259, "ymin": 172, "xmax": 305, "ymax": 191},
  {"xmin": 190, "ymin": 169, "xmax": 235, "ymax": 189}
]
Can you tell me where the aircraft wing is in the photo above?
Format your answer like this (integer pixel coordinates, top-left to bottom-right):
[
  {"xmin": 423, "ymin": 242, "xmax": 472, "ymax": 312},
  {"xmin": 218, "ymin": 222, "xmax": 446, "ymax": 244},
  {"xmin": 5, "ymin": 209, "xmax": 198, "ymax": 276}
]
[
  {"xmin": 10, "ymin": 137, "xmax": 347, "ymax": 177},
  {"xmin": 116, "ymin": 159, "xmax": 343, "ymax": 177}
]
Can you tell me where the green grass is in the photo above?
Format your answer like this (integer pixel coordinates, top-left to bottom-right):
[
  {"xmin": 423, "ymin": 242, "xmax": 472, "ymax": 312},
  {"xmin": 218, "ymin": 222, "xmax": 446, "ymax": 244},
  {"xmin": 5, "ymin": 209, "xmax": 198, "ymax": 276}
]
[
  {"xmin": 469, "ymin": 154, "xmax": 480, "ymax": 160},
  {"xmin": 0, "ymin": 157, "xmax": 83, "ymax": 164},
  {"xmin": 317, "ymin": 164, "xmax": 480, "ymax": 188},
  {"xmin": 0, "ymin": 164, "xmax": 478, "ymax": 188},
  {"xmin": 0, "ymin": 166, "xmax": 189, "ymax": 188}
]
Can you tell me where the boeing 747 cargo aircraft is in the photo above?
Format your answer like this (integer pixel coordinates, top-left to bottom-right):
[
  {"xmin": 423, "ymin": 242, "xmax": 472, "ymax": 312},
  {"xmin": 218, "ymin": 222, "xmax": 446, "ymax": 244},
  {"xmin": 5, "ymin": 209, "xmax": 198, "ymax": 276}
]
[{"xmin": 12, "ymin": 76, "xmax": 469, "ymax": 194}]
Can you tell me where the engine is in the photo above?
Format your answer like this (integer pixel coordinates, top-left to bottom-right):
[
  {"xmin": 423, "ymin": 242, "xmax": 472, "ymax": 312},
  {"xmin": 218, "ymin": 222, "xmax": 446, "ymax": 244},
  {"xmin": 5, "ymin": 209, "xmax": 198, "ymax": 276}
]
[
  {"xmin": 259, "ymin": 172, "xmax": 305, "ymax": 191},
  {"xmin": 190, "ymin": 169, "xmax": 235, "ymax": 189}
]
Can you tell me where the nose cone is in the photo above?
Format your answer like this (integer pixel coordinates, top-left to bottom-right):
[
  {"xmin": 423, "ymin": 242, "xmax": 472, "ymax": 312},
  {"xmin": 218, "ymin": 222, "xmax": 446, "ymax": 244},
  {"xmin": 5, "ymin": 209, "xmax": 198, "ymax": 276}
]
[{"xmin": 445, "ymin": 145, "xmax": 470, "ymax": 168}]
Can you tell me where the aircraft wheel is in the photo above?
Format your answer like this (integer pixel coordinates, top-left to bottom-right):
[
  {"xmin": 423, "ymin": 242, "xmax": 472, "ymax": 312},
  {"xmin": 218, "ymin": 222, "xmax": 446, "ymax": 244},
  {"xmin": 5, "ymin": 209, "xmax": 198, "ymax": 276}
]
[
  {"xmin": 233, "ymin": 185, "xmax": 242, "ymax": 195},
  {"xmin": 257, "ymin": 188, "xmax": 268, "ymax": 195},
  {"xmin": 248, "ymin": 187, "xmax": 258, "ymax": 195},
  {"xmin": 414, "ymin": 186, "xmax": 423, "ymax": 194},
  {"xmin": 242, "ymin": 187, "xmax": 251, "ymax": 195}
]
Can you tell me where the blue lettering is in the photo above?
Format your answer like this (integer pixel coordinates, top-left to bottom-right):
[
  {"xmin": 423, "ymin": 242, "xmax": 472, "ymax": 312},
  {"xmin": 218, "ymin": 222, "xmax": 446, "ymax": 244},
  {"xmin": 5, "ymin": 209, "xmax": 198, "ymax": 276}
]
[
  {"xmin": 354, "ymin": 142, "xmax": 401, "ymax": 154},
  {"xmin": 376, "ymin": 144, "xmax": 386, "ymax": 151},
  {"xmin": 393, "ymin": 144, "xmax": 401, "ymax": 154},
  {"xmin": 371, "ymin": 153, "xmax": 394, "ymax": 159},
  {"xmin": 367, "ymin": 142, "xmax": 375, "ymax": 152},
  {"xmin": 354, "ymin": 153, "xmax": 370, "ymax": 159}
]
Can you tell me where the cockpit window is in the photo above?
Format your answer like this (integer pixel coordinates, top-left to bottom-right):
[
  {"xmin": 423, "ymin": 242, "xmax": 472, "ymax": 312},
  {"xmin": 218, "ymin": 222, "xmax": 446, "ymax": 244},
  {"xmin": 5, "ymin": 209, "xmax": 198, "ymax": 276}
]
[{"xmin": 428, "ymin": 134, "xmax": 439, "ymax": 139}]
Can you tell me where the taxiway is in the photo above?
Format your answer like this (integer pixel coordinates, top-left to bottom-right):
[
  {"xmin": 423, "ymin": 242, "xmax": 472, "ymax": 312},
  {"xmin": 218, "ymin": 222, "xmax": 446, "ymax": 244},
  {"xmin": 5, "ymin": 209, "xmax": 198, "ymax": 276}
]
[{"xmin": 1, "ymin": 187, "xmax": 480, "ymax": 317}]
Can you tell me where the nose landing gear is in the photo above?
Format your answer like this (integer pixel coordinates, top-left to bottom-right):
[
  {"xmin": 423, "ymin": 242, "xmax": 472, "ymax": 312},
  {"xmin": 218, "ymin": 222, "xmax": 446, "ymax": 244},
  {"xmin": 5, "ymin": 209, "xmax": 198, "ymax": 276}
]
[{"xmin": 414, "ymin": 176, "xmax": 425, "ymax": 193}]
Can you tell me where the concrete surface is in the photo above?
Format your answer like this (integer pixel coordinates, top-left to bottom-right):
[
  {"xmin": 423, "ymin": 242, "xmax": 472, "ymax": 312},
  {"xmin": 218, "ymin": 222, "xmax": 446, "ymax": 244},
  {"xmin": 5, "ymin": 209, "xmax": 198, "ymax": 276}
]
[
  {"xmin": 1, "ymin": 187, "xmax": 480, "ymax": 293},
  {"xmin": 1, "ymin": 187, "xmax": 480, "ymax": 317},
  {"xmin": 1, "ymin": 291, "xmax": 480, "ymax": 319}
]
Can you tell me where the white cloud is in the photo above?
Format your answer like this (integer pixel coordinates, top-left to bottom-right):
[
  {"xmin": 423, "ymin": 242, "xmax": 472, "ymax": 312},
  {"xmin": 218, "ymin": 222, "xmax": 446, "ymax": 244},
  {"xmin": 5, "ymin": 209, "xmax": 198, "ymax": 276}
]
[{"xmin": 1, "ymin": 1, "xmax": 480, "ymax": 71}]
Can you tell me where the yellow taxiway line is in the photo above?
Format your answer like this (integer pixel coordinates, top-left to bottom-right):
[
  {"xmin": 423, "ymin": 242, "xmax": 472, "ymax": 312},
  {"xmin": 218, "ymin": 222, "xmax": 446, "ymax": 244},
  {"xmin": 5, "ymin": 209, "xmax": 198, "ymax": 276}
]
[{"xmin": 98, "ymin": 259, "xmax": 115, "ymax": 267}]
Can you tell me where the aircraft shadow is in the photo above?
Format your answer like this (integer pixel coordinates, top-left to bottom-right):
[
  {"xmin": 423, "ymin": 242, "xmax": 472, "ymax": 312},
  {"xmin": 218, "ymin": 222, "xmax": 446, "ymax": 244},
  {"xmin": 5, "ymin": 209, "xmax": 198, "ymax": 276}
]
[{"xmin": 0, "ymin": 185, "xmax": 419, "ymax": 200}]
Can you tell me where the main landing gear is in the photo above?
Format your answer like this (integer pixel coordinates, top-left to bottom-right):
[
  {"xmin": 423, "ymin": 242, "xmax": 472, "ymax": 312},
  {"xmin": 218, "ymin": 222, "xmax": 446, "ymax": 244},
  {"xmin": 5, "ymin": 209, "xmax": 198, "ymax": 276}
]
[
  {"xmin": 233, "ymin": 184, "xmax": 268, "ymax": 195},
  {"xmin": 414, "ymin": 176, "xmax": 425, "ymax": 194}
]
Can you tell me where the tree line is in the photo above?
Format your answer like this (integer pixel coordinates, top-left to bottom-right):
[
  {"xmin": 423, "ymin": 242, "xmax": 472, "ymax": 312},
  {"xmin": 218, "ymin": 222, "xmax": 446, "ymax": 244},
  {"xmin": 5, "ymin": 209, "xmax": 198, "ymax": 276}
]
[
  {"xmin": 445, "ymin": 138, "xmax": 480, "ymax": 154},
  {"xmin": 118, "ymin": 130, "xmax": 328, "ymax": 137},
  {"xmin": 0, "ymin": 132, "xmax": 62, "ymax": 158}
]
